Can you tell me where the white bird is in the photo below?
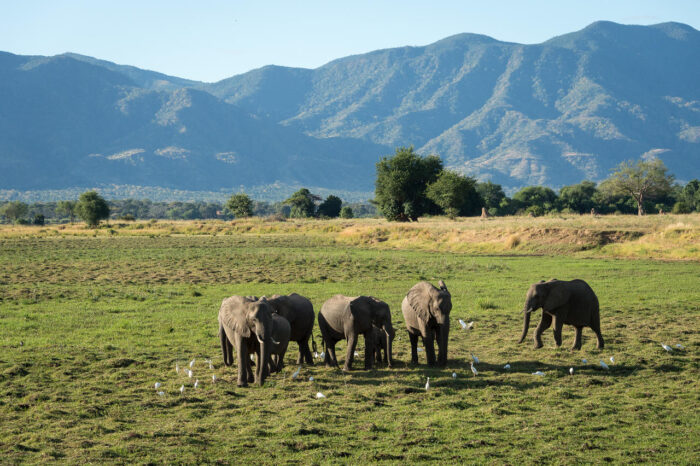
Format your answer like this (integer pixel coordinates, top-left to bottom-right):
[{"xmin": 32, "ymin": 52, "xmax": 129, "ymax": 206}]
[
  {"xmin": 309, "ymin": 376, "xmax": 314, "ymax": 382},
  {"xmin": 316, "ymin": 392, "xmax": 325, "ymax": 399},
  {"xmin": 569, "ymin": 367, "xmax": 574, "ymax": 375},
  {"xmin": 417, "ymin": 348, "xmax": 424, "ymax": 352},
  {"xmin": 175, "ymin": 363, "xmax": 180, "ymax": 374},
  {"xmin": 609, "ymin": 356, "xmax": 615, "ymax": 364},
  {"xmin": 187, "ymin": 369, "xmax": 193, "ymax": 378},
  {"xmin": 179, "ymin": 385, "xmax": 185, "ymax": 395},
  {"xmin": 458, "ymin": 319, "xmax": 467, "ymax": 329},
  {"xmin": 314, "ymin": 352, "xmax": 319, "ymax": 359},
  {"xmin": 532, "ymin": 371, "xmax": 545, "ymax": 376},
  {"xmin": 189, "ymin": 359, "xmax": 195, "ymax": 368},
  {"xmin": 354, "ymin": 351, "xmax": 360, "ymax": 357},
  {"xmin": 212, "ymin": 374, "xmax": 217, "ymax": 383},
  {"xmin": 194, "ymin": 379, "xmax": 200, "ymax": 388},
  {"xmin": 155, "ymin": 382, "xmax": 162, "ymax": 389},
  {"xmin": 599, "ymin": 360, "xmax": 609, "ymax": 370},
  {"xmin": 157, "ymin": 391, "xmax": 165, "ymax": 396},
  {"xmin": 206, "ymin": 359, "xmax": 213, "ymax": 370},
  {"xmin": 452, "ymin": 372, "xmax": 457, "ymax": 379},
  {"xmin": 471, "ymin": 354, "xmax": 479, "ymax": 364},
  {"xmin": 319, "ymin": 351, "xmax": 325, "ymax": 359},
  {"xmin": 503, "ymin": 364, "xmax": 511, "ymax": 370},
  {"xmin": 291, "ymin": 366, "xmax": 301, "ymax": 380},
  {"xmin": 467, "ymin": 321, "xmax": 474, "ymax": 329},
  {"xmin": 661, "ymin": 344, "xmax": 673, "ymax": 352},
  {"xmin": 675, "ymin": 344, "xmax": 685, "ymax": 349},
  {"xmin": 470, "ymin": 362, "xmax": 478, "ymax": 376},
  {"xmin": 425, "ymin": 377, "xmax": 430, "ymax": 390},
  {"xmin": 582, "ymin": 359, "xmax": 588, "ymax": 364}
]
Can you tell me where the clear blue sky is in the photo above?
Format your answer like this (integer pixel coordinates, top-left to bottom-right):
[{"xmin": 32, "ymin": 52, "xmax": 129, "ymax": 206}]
[{"xmin": 1, "ymin": 1, "xmax": 698, "ymax": 82}]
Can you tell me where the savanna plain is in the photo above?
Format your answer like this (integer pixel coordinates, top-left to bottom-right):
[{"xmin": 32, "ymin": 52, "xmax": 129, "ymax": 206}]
[{"xmin": 1, "ymin": 215, "xmax": 699, "ymax": 463}]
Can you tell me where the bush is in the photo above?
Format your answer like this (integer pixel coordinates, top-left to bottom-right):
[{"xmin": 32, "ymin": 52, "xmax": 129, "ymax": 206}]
[
  {"xmin": 340, "ymin": 206, "xmax": 354, "ymax": 218},
  {"xmin": 317, "ymin": 195, "xmax": 343, "ymax": 218},
  {"xmin": 118, "ymin": 214, "xmax": 136, "ymax": 221},
  {"xmin": 672, "ymin": 201, "xmax": 691, "ymax": 214}
]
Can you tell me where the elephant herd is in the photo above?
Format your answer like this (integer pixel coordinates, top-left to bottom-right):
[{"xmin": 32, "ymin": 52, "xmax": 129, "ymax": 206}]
[{"xmin": 218, "ymin": 278, "xmax": 604, "ymax": 387}]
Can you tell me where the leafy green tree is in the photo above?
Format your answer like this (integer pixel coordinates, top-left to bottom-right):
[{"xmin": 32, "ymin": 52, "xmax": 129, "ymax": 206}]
[
  {"xmin": 227, "ymin": 193, "xmax": 254, "ymax": 218},
  {"xmin": 426, "ymin": 170, "xmax": 481, "ymax": 219},
  {"xmin": 317, "ymin": 195, "xmax": 343, "ymax": 218},
  {"xmin": 76, "ymin": 191, "xmax": 110, "ymax": 227},
  {"xmin": 512, "ymin": 186, "xmax": 558, "ymax": 213},
  {"xmin": 600, "ymin": 158, "xmax": 674, "ymax": 216},
  {"xmin": 0, "ymin": 201, "xmax": 29, "ymax": 223},
  {"xmin": 674, "ymin": 179, "xmax": 700, "ymax": 213},
  {"xmin": 476, "ymin": 181, "xmax": 506, "ymax": 216},
  {"xmin": 340, "ymin": 206, "xmax": 354, "ymax": 218},
  {"xmin": 56, "ymin": 200, "xmax": 77, "ymax": 223},
  {"xmin": 558, "ymin": 181, "xmax": 597, "ymax": 213},
  {"xmin": 284, "ymin": 188, "xmax": 320, "ymax": 218},
  {"xmin": 33, "ymin": 214, "xmax": 45, "ymax": 226},
  {"xmin": 374, "ymin": 146, "xmax": 443, "ymax": 221}
]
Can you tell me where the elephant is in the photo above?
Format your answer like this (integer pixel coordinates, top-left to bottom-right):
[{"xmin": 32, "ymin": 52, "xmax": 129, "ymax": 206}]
[
  {"xmin": 370, "ymin": 325, "xmax": 394, "ymax": 366},
  {"xmin": 518, "ymin": 279, "xmax": 604, "ymax": 350},
  {"xmin": 318, "ymin": 295, "xmax": 394, "ymax": 371},
  {"xmin": 402, "ymin": 280, "xmax": 452, "ymax": 366},
  {"xmin": 218, "ymin": 295, "xmax": 274, "ymax": 387},
  {"xmin": 264, "ymin": 293, "xmax": 316, "ymax": 365},
  {"xmin": 268, "ymin": 313, "xmax": 291, "ymax": 372}
]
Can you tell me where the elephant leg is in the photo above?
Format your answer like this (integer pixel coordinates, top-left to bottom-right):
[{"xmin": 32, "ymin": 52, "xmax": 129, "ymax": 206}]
[
  {"xmin": 363, "ymin": 332, "xmax": 374, "ymax": 370},
  {"xmin": 327, "ymin": 339, "xmax": 339, "ymax": 368},
  {"xmin": 409, "ymin": 332, "xmax": 419, "ymax": 364},
  {"xmin": 299, "ymin": 338, "xmax": 313, "ymax": 365},
  {"xmin": 233, "ymin": 335, "xmax": 248, "ymax": 387},
  {"xmin": 220, "ymin": 325, "xmax": 233, "ymax": 366},
  {"xmin": 553, "ymin": 316, "xmax": 564, "ymax": 347},
  {"xmin": 572, "ymin": 326, "xmax": 583, "ymax": 350},
  {"xmin": 344, "ymin": 333, "xmax": 358, "ymax": 371},
  {"xmin": 534, "ymin": 313, "xmax": 552, "ymax": 349},
  {"xmin": 424, "ymin": 330, "xmax": 436, "ymax": 366},
  {"xmin": 591, "ymin": 322, "xmax": 604, "ymax": 349}
]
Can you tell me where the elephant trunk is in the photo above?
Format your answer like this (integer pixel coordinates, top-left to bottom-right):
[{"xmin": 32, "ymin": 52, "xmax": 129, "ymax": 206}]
[
  {"xmin": 518, "ymin": 308, "xmax": 532, "ymax": 343},
  {"xmin": 438, "ymin": 320, "xmax": 449, "ymax": 366},
  {"xmin": 383, "ymin": 325, "xmax": 393, "ymax": 367},
  {"xmin": 257, "ymin": 339, "xmax": 270, "ymax": 385}
]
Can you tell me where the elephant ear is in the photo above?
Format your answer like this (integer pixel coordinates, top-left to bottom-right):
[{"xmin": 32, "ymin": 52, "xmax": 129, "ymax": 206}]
[
  {"xmin": 406, "ymin": 282, "xmax": 432, "ymax": 323},
  {"xmin": 218, "ymin": 296, "xmax": 251, "ymax": 338},
  {"xmin": 543, "ymin": 283, "xmax": 569, "ymax": 313}
]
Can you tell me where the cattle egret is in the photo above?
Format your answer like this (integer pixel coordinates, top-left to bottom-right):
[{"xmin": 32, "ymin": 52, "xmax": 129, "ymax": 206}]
[
  {"xmin": 661, "ymin": 344, "xmax": 673, "ymax": 352},
  {"xmin": 582, "ymin": 359, "xmax": 588, "ymax": 364},
  {"xmin": 452, "ymin": 372, "xmax": 457, "ymax": 379},
  {"xmin": 532, "ymin": 371, "xmax": 545, "ymax": 376},
  {"xmin": 417, "ymin": 348, "xmax": 424, "ymax": 352},
  {"xmin": 599, "ymin": 360, "xmax": 609, "ymax": 370},
  {"xmin": 675, "ymin": 344, "xmax": 685, "ymax": 349},
  {"xmin": 189, "ymin": 359, "xmax": 195, "ymax": 368},
  {"xmin": 471, "ymin": 354, "xmax": 479, "ymax": 364},
  {"xmin": 609, "ymin": 356, "xmax": 615, "ymax": 364},
  {"xmin": 175, "ymin": 363, "xmax": 179, "ymax": 374},
  {"xmin": 458, "ymin": 319, "xmax": 467, "ymax": 329},
  {"xmin": 158, "ymin": 391, "xmax": 165, "ymax": 396},
  {"xmin": 470, "ymin": 363, "xmax": 478, "ymax": 377},
  {"xmin": 569, "ymin": 367, "xmax": 574, "ymax": 375},
  {"xmin": 179, "ymin": 385, "xmax": 185, "ymax": 395},
  {"xmin": 212, "ymin": 375, "xmax": 217, "ymax": 383},
  {"xmin": 187, "ymin": 369, "xmax": 193, "ymax": 378},
  {"xmin": 504, "ymin": 364, "xmax": 511, "ymax": 370},
  {"xmin": 425, "ymin": 377, "xmax": 430, "ymax": 390},
  {"xmin": 320, "ymin": 352, "xmax": 325, "ymax": 359},
  {"xmin": 354, "ymin": 351, "xmax": 360, "ymax": 357},
  {"xmin": 291, "ymin": 366, "xmax": 301, "ymax": 379},
  {"xmin": 316, "ymin": 392, "xmax": 326, "ymax": 399},
  {"xmin": 155, "ymin": 382, "xmax": 162, "ymax": 389},
  {"xmin": 309, "ymin": 376, "xmax": 314, "ymax": 382},
  {"xmin": 206, "ymin": 359, "xmax": 213, "ymax": 370},
  {"xmin": 314, "ymin": 352, "xmax": 319, "ymax": 359},
  {"xmin": 194, "ymin": 379, "xmax": 200, "ymax": 388},
  {"xmin": 467, "ymin": 321, "xmax": 474, "ymax": 329}
]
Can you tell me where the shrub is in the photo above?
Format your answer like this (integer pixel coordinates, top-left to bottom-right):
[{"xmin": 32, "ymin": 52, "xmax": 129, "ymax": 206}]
[{"xmin": 340, "ymin": 206, "xmax": 354, "ymax": 218}]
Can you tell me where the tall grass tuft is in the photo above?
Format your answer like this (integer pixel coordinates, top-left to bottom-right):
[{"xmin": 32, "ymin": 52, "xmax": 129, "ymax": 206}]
[{"xmin": 505, "ymin": 234, "xmax": 521, "ymax": 249}]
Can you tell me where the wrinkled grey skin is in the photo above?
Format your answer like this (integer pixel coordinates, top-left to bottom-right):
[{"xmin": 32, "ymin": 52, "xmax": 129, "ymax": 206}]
[
  {"xmin": 402, "ymin": 280, "xmax": 452, "ymax": 366},
  {"xmin": 370, "ymin": 325, "xmax": 395, "ymax": 366},
  {"xmin": 318, "ymin": 295, "xmax": 394, "ymax": 371},
  {"xmin": 264, "ymin": 293, "xmax": 316, "ymax": 365},
  {"xmin": 268, "ymin": 313, "xmax": 291, "ymax": 372},
  {"xmin": 519, "ymin": 279, "xmax": 604, "ymax": 350},
  {"xmin": 218, "ymin": 295, "xmax": 273, "ymax": 387}
]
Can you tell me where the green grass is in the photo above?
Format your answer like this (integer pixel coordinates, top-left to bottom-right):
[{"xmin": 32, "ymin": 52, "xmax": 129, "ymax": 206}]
[{"xmin": 1, "ymin": 227, "xmax": 699, "ymax": 463}]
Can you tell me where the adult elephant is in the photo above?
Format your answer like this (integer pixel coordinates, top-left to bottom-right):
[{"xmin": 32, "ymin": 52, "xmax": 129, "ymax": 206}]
[
  {"xmin": 518, "ymin": 279, "xmax": 604, "ymax": 350},
  {"xmin": 402, "ymin": 280, "xmax": 451, "ymax": 366},
  {"xmin": 265, "ymin": 293, "xmax": 316, "ymax": 365},
  {"xmin": 218, "ymin": 295, "xmax": 274, "ymax": 387},
  {"xmin": 318, "ymin": 295, "xmax": 394, "ymax": 371}
]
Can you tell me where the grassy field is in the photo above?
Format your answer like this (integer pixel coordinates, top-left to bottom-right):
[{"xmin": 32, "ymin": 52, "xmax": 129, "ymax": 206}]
[{"xmin": 1, "ymin": 216, "xmax": 699, "ymax": 463}]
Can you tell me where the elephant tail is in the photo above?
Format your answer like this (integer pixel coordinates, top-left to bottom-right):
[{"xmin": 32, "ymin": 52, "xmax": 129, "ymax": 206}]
[{"xmin": 311, "ymin": 334, "xmax": 318, "ymax": 353}]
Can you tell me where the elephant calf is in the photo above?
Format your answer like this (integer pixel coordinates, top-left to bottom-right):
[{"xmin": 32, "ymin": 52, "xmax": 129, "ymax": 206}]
[
  {"xmin": 518, "ymin": 278, "xmax": 604, "ymax": 350},
  {"xmin": 265, "ymin": 293, "xmax": 316, "ymax": 365},
  {"xmin": 319, "ymin": 295, "xmax": 394, "ymax": 371},
  {"xmin": 268, "ymin": 313, "xmax": 291, "ymax": 373},
  {"xmin": 370, "ymin": 325, "xmax": 394, "ymax": 366}
]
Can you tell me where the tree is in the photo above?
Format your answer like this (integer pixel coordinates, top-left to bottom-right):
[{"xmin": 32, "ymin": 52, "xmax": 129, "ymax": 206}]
[
  {"xmin": 227, "ymin": 193, "xmax": 254, "ymax": 218},
  {"xmin": 600, "ymin": 158, "xmax": 674, "ymax": 215},
  {"xmin": 56, "ymin": 200, "xmax": 77, "ymax": 223},
  {"xmin": 317, "ymin": 195, "xmax": 343, "ymax": 218},
  {"xmin": 76, "ymin": 191, "xmax": 110, "ymax": 227},
  {"xmin": 674, "ymin": 179, "xmax": 700, "ymax": 213},
  {"xmin": 512, "ymin": 186, "xmax": 558, "ymax": 214},
  {"xmin": 0, "ymin": 201, "xmax": 28, "ymax": 223},
  {"xmin": 476, "ymin": 181, "xmax": 506, "ymax": 216},
  {"xmin": 426, "ymin": 170, "xmax": 481, "ymax": 219},
  {"xmin": 374, "ymin": 146, "xmax": 443, "ymax": 221},
  {"xmin": 340, "ymin": 206, "xmax": 354, "ymax": 218},
  {"xmin": 284, "ymin": 188, "xmax": 320, "ymax": 218},
  {"xmin": 558, "ymin": 181, "xmax": 597, "ymax": 213}
]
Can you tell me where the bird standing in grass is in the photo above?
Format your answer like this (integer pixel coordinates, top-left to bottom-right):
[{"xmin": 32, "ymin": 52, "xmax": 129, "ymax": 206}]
[
  {"xmin": 155, "ymin": 382, "xmax": 161, "ymax": 389},
  {"xmin": 291, "ymin": 366, "xmax": 301, "ymax": 380},
  {"xmin": 212, "ymin": 375, "xmax": 217, "ymax": 383},
  {"xmin": 425, "ymin": 377, "xmax": 430, "ymax": 390},
  {"xmin": 179, "ymin": 385, "xmax": 185, "ymax": 395},
  {"xmin": 599, "ymin": 360, "xmax": 609, "ymax": 370},
  {"xmin": 661, "ymin": 344, "xmax": 673, "ymax": 352},
  {"xmin": 569, "ymin": 367, "xmax": 574, "ymax": 375},
  {"xmin": 470, "ymin": 363, "xmax": 478, "ymax": 377},
  {"xmin": 189, "ymin": 359, "xmax": 196, "ymax": 368},
  {"xmin": 471, "ymin": 354, "xmax": 479, "ymax": 364},
  {"xmin": 452, "ymin": 372, "xmax": 457, "ymax": 379},
  {"xmin": 194, "ymin": 379, "xmax": 199, "ymax": 389}
]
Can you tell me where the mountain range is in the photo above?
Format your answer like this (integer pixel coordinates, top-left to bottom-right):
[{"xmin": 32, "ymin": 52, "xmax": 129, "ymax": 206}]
[{"xmin": 1, "ymin": 21, "xmax": 699, "ymax": 200}]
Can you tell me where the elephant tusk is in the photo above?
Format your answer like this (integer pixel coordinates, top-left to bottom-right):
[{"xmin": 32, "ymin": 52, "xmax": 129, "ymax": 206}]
[
  {"xmin": 271, "ymin": 338, "xmax": 280, "ymax": 345},
  {"xmin": 525, "ymin": 308, "xmax": 535, "ymax": 314}
]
